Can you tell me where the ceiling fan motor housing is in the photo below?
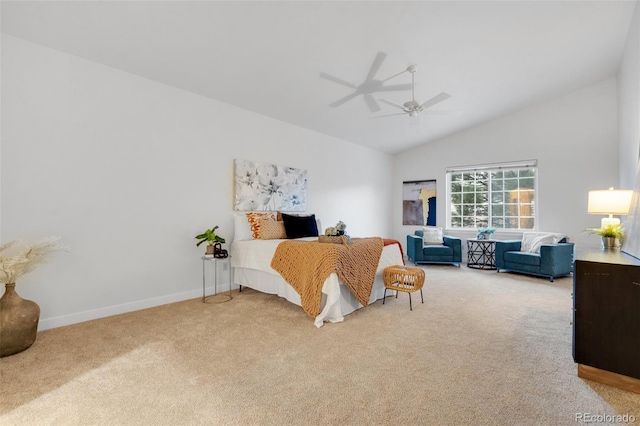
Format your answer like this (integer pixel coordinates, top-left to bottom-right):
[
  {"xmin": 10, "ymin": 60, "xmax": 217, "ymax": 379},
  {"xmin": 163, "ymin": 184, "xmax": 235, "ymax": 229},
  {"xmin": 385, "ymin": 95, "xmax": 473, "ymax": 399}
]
[{"xmin": 403, "ymin": 100, "xmax": 420, "ymax": 110}]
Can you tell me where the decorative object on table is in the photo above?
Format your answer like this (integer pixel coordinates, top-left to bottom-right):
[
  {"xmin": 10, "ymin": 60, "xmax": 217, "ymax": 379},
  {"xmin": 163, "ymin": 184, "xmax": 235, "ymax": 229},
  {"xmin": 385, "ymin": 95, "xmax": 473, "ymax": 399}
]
[
  {"xmin": 319, "ymin": 221, "xmax": 351, "ymax": 244},
  {"xmin": 0, "ymin": 236, "xmax": 68, "ymax": 357},
  {"xmin": 476, "ymin": 227, "xmax": 495, "ymax": 240},
  {"xmin": 212, "ymin": 242, "xmax": 228, "ymax": 259},
  {"xmin": 587, "ymin": 187, "xmax": 633, "ymax": 228},
  {"xmin": 402, "ymin": 179, "xmax": 436, "ymax": 226},
  {"xmin": 195, "ymin": 226, "xmax": 226, "ymax": 256},
  {"xmin": 234, "ymin": 159, "xmax": 307, "ymax": 212},
  {"xmin": 587, "ymin": 224, "xmax": 624, "ymax": 250}
]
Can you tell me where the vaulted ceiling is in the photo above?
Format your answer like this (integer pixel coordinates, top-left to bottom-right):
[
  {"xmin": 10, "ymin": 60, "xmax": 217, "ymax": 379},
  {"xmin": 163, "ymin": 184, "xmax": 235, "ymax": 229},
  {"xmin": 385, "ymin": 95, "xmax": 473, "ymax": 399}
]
[{"xmin": 1, "ymin": 1, "xmax": 636, "ymax": 154}]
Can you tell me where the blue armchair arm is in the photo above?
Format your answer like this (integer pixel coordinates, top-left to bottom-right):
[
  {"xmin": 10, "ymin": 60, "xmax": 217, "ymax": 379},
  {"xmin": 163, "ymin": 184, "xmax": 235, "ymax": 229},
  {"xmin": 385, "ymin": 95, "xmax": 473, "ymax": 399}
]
[
  {"xmin": 539, "ymin": 243, "xmax": 574, "ymax": 277},
  {"xmin": 407, "ymin": 234, "xmax": 424, "ymax": 261},
  {"xmin": 443, "ymin": 236, "xmax": 462, "ymax": 262},
  {"xmin": 495, "ymin": 240, "xmax": 522, "ymax": 269}
]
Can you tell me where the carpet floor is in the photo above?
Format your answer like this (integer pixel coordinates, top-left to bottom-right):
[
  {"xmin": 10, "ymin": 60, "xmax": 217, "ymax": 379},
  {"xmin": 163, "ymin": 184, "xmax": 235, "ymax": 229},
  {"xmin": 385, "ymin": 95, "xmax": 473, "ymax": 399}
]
[{"xmin": 1, "ymin": 265, "xmax": 639, "ymax": 425}]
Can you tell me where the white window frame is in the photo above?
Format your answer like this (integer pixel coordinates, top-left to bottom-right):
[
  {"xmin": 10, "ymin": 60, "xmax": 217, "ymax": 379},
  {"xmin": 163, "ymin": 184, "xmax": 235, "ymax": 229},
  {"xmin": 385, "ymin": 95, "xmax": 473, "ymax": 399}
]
[{"xmin": 445, "ymin": 160, "xmax": 538, "ymax": 232}]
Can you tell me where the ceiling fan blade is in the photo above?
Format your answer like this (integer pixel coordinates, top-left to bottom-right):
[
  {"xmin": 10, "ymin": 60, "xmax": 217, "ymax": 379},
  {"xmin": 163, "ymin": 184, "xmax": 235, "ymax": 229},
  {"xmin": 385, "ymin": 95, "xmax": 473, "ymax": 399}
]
[
  {"xmin": 378, "ymin": 98, "xmax": 406, "ymax": 111},
  {"xmin": 371, "ymin": 112, "xmax": 408, "ymax": 118},
  {"xmin": 377, "ymin": 83, "xmax": 413, "ymax": 92},
  {"xmin": 363, "ymin": 94, "xmax": 381, "ymax": 113},
  {"xmin": 365, "ymin": 51, "xmax": 387, "ymax": 82},
  {"xmin": 420, "ymin": 92, "xmax": 451, "ymax": 110},
  {"xmin": 329, "ymin": 92, "xmax": 360, "ymax": 108},
  {"xmin": 320, "ymin": 72, "xmax": 357, "ymax": 89},
  {"xmin": 381, "ymin": 68, "xmax": 408, "ymax": 83},
  {"xmin": 423, "ymin": 109, "xmax": 464, "ymax": 115}
]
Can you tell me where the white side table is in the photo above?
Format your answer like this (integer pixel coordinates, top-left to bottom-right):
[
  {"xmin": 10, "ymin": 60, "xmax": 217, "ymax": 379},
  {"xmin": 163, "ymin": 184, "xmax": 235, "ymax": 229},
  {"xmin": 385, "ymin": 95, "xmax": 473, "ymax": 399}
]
[{"xmin": 201, "ymin": 256, "xmax": 232, "ymax": 303}]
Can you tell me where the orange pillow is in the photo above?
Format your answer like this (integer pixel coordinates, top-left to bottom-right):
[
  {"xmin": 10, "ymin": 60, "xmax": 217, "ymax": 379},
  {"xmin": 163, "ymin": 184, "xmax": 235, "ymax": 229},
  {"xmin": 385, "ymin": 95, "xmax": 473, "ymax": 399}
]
[
  {"xmin": 246, "ymin": 212, "xmax": 275, "ymax": 239},
  {"xmin": 258, "ymin": 219, "xmax": 287, "ymax": 240}
]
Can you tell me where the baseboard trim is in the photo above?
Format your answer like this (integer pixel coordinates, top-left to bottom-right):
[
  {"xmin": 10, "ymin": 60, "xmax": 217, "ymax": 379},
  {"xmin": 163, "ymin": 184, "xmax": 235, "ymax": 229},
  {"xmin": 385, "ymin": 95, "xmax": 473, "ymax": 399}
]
[
  {"xmin": 578, "ymin": 364, "xmax": 640, "ymax": 394},
  {"xmin": 38, "ymin": 283, "xmax": 241, "ymax": 331}
]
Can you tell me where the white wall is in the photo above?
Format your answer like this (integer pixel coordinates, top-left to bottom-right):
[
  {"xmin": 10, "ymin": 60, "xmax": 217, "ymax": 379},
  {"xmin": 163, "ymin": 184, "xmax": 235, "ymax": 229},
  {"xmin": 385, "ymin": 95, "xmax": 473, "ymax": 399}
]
[
  {"xmin": 392, "ymin": 78, "xmax": 619, "ymax": 252},
  {"xmin": 1, "ymin": 35, "xmax": 394, "ymax": 330},
  {"xmin": 618, "ymin": 0, "xmax": 640, "ymax": 189}
]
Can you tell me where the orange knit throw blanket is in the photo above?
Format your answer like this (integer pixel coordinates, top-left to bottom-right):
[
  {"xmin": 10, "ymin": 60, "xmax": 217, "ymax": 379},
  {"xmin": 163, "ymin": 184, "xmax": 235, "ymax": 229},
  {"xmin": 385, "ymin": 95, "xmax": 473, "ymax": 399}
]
[{"xmin": 270, "ymin": 237, "xmax": 384, "ymax": 317}]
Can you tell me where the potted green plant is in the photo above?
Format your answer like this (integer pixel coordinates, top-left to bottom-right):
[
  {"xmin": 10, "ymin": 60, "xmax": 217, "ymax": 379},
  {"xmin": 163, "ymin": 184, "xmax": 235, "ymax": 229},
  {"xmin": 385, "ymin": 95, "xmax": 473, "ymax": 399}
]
[
  {"xmin": 477, "ymin": 227, "xmax": 495, "ymax": 240},
  {"xmin": 588, "ymin": 224, "xmax": 624, "ymax": 249},
  {"xmin": 195, "ymin": 226, "xmax": 226, "ymax": 255}
]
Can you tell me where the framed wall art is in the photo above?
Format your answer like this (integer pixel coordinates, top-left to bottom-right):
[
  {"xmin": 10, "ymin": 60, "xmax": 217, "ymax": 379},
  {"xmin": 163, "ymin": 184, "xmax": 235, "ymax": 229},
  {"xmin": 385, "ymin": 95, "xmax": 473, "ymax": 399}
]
[
  {"xmin": 234, "ymin": 159, "xmax": 307, "ymax": 212},
  {"xmin": 403, "ymin": 180, "xmax": 437, "ymax": 226}
]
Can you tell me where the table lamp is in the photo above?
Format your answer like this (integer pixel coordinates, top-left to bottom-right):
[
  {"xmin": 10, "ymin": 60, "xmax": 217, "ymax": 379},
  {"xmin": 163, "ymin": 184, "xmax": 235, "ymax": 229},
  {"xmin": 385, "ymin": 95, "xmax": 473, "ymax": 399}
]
[{"xmin": 587, "ymin": 187, "xmax": 633, "ymax": 228}]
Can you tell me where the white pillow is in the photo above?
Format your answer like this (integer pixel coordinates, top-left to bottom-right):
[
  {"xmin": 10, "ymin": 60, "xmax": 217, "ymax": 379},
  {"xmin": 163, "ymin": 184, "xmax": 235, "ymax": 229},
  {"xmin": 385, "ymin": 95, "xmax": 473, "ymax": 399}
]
[
  {"xmin": 528, "ymin": 234, "xmax": 556, "ymax": 253},
  {"xmin": 520, "ymin": 232, "xmax": 538, "ymax": 252},
  {"xmin": 233, "ymin": 213, "xmax": 254, "ymax": 241},
  {"xmin": 422, "ymin": 226, "xmax": 444, "ymax": 245},
  {"xmin": 521, "ymin": 232, "xmax": 566, "ymax": 253}
]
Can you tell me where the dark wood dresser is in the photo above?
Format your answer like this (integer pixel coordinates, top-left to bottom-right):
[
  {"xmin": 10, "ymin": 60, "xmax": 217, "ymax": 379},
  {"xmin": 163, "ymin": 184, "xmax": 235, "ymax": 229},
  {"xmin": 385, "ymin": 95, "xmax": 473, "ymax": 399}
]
[{"xmin": 573, "ymin": 249, "xmax": 640, "ymax": 393}]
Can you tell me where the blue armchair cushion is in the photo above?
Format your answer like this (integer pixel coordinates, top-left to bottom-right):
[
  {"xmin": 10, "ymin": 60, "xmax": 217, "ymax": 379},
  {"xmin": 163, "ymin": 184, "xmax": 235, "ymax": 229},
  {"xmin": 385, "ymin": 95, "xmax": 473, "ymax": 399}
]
[{"xmin": 504, "ymin": 251, "xmax": 541, "ymax": 266}]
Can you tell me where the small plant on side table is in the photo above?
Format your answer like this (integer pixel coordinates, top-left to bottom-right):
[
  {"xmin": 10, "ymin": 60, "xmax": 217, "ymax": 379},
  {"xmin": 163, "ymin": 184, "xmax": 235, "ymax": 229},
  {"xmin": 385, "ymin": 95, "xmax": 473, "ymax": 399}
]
[
  {"xmin": 477, "ymin": 227, "xmax": 495, "ymax": 240},
  {"xmin": 195, "ymin": 226, "xmax": 226, "ymax": 255}
]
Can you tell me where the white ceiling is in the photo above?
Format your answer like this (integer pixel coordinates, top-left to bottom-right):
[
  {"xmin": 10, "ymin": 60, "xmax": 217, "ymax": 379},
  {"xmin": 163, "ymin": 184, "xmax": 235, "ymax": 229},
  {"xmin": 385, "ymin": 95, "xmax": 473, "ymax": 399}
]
[{"xmin": 1, "ymin": 1, "xmax": 636, "ymax": 154}]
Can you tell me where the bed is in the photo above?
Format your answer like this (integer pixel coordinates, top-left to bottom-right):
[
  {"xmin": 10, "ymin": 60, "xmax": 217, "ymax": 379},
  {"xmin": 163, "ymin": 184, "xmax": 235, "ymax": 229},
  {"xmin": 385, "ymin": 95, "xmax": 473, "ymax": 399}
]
[{"xmin": 230, "ymin": 234, "xmax": 404, "ymax": 327}]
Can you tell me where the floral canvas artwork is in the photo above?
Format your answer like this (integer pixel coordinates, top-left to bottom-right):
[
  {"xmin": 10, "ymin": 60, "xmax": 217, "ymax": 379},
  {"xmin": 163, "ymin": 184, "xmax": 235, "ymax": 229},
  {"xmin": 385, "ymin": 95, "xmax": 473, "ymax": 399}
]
[{"xmin": 234, "ymin": 159, "xmax": 307, "ymax": 212}]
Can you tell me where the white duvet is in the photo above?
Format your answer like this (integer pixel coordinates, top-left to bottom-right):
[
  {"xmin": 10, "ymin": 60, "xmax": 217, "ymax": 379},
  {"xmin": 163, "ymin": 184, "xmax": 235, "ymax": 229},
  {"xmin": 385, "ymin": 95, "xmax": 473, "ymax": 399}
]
[{"xmin": 230, "ymin": 237, "xmax": 404, "ymax": 327}]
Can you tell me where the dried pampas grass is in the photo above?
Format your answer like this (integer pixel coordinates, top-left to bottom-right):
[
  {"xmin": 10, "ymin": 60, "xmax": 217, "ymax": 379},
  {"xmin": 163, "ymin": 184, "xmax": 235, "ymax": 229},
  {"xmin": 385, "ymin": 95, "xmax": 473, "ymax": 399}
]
[{"xmin": 0, "ymin": 236, "xmax": 69, "ymax": 284}]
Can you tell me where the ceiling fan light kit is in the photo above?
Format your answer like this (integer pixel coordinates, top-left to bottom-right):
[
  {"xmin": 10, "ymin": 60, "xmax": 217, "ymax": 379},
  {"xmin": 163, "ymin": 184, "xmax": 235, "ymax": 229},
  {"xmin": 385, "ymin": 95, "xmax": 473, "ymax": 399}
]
[{"xmin": 376, "ymin": 64, "xmax": 458, "ymax": 119}]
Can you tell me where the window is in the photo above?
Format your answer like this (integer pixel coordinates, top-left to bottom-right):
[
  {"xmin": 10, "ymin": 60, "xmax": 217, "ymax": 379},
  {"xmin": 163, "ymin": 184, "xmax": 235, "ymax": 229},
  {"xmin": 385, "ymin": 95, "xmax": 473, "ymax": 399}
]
[{"xmin": 447, "ymin": 160, "xmax": 537, "ymax": 230}]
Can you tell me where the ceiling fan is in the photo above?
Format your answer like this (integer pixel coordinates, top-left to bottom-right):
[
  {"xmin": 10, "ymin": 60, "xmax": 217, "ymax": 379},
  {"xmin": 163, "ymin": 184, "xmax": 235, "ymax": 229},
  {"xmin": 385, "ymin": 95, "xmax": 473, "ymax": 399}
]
[
  {"xmin": 320, "ymin": 52, "xmax": 413, "ymax": 113},
  {"xmin": 377, "ymin": 65, "xmax": 457, "ymax": 118}
]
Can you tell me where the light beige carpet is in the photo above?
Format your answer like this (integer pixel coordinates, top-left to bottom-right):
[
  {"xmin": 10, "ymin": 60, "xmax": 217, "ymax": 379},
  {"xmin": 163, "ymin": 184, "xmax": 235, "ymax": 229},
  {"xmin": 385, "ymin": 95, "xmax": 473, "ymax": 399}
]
[{"xmin": 1, "ymin": 265, "xmax": 639, "ymax": 425}]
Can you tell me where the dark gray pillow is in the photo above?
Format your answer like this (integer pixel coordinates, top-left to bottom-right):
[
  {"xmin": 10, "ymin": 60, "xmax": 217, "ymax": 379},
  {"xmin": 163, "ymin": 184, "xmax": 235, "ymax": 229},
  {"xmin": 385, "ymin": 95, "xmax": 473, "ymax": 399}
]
[{"xmin": 281, "ymin": 213, "xmax": 319, "ymax": 239}]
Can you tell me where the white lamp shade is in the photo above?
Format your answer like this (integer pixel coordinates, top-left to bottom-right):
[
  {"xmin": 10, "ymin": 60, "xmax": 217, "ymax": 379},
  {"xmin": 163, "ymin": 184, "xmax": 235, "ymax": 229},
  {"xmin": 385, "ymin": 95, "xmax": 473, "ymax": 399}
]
[{"xmin": 587, "ymin": 189, "xmax": 633, "ymax": 215}]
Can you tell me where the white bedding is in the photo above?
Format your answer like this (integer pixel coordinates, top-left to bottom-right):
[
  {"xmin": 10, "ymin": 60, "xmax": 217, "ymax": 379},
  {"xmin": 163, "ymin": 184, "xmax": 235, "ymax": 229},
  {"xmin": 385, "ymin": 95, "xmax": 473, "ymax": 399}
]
[{"xmin": 230, "ymin": 237, "xmax": 404, "ymax": 327}]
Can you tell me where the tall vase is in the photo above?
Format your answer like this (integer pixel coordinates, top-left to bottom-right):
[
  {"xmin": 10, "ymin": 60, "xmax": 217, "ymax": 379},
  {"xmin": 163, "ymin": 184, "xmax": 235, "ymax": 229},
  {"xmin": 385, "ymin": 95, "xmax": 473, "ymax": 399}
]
[{"xmin": 0, "ymin": 283, "xmax": 41, "ymax": 357}]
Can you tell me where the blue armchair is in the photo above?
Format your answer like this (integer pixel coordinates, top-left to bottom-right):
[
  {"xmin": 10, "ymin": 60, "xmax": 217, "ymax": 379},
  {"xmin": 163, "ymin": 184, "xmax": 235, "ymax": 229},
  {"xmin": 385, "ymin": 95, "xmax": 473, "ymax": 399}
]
[
  {"xmin": 407, "ymin": 230, "xmax": 462, "ymax": 267},
  {"xmin": 495, "ymin": 238, "xmax": 574, "ymax": 281}
]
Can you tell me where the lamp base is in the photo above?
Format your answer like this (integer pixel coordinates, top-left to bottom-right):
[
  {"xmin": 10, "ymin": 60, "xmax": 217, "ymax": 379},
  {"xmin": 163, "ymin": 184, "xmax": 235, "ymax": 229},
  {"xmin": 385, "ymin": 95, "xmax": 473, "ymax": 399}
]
[{"xmin": 601, "ymin": 217, "xmax": 621, "ymax": 228}]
